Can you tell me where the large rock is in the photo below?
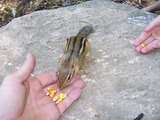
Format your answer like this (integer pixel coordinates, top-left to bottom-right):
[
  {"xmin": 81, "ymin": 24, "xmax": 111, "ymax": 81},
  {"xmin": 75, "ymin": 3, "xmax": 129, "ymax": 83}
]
[{"xmin": 0, "ymin": 0, "xmax": 159, "ymax": 119}]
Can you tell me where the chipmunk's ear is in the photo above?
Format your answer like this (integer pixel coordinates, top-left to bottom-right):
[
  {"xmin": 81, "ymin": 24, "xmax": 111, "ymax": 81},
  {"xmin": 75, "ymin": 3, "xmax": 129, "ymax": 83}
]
[
  {"xmin": 63, "ymin": 38, "xmax": 69, "ymax": 52},
  {"xmin": 58, "ymin": 54, "xmax": 66, "ymax": 67}
]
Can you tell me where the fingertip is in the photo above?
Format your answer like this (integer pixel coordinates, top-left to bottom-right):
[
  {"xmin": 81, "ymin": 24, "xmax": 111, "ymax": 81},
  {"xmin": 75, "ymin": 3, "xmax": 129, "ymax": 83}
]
[
  {"xmin": 134, "ymin": 39, "xmax": 139, "ymax": 46},
  {"xmin": 22, "ymin": 53, "xmax": 36, "ymax": 74},
  {"xmin": 74, "ymin": 74, "xmax": 81, "ymax": 80},
  {"xmin": 135, "ymin": 46, "xmax": 142, "ymax": 53},
  {"xmin": 14, "ymin": 53, "xmax": 36, "ymax": 82},
  {"xmin": 25, "ymin": 53, "xmax": 36, "ymax": 71},
  {"xmin": 69, "ymin": 88, "xmax": 82, "ymax": 101},
  {"xmin": 153, "ymin": 43, "xmax": 160, "ymax": 48},
  {"xmin": 57, "ymin": 88, "xmax": 82, "ymax": 114},
  {"xmin": 152, "ymin": 40, "xmax": 160, "ymax": 48},
  {"xmin": 73, "ymin": 79, "xmax": 86, "ymax": 89},
  {"xmin": 134, "ymin": 35, "xmax": 146, "ymax": 47},
  {"xmin": 141, "ymin": 49, "xmax": 148, "ymax": 54},
  {"xmin": 141, "ymin": 44, "xmax": 154, "ymax": 54},
  {"xmin": 3, "ymin": 53, "xmax": 36, "ymax": 84},
  {"xmin": 144, "ymin": 26, "xmax": 151, "ymax": 32},
  {"xmin": 27, "ymin": 53, "xmax": 33, "ymax": 60}
]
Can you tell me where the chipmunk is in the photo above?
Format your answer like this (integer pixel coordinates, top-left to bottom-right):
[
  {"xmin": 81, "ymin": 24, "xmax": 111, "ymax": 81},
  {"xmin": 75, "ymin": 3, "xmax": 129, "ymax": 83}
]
[{"xmin": 57, "ymin": 25, "xmax": 93, "ymax": 90}]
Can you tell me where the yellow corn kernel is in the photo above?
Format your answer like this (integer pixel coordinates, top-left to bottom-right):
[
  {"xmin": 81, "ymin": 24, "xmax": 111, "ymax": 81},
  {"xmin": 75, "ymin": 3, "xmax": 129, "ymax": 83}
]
[
  {"xmin": 49, "ymin": 91, "xmax": 55, "ymax": 98},
  {"xmin": 47, "ymin": 87, "xmax": 54, "ymax": 91},
  {"xmin": 56, "ymin": 98, "xmax": 63, "ymax": 104},
  {"xmin": 60, "ymin": 93, "xmax": 66, "ymax": 100},
  {"xmin": 46, "ymin": 92, "xmax": 50, "ymax": 96},
  {"xmin": 46, "ymin": 91, "xmax": 52, "ymax": 96},
  {"xmin": 58, "ymin": 98, "xmax": 63, "ymax": 102},
  {"xmin": 141, "ymin": 42, "xmax": 147, "ymax": 47},
  {"xmin": 53, "ymin": 96, "xmax": 59, "ymax": 102}
]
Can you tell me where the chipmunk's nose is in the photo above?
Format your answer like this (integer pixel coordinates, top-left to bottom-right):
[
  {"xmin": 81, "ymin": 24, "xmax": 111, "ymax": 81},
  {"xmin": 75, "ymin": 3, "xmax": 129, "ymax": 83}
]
[{"xmin": 57, "ymin": 78, "xmax": 67, "ymax": 91}]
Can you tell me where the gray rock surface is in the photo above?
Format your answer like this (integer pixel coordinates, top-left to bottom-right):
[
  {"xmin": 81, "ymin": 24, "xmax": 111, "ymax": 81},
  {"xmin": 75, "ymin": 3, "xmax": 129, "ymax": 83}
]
[{"xmin": 0, "ymin": 0, "xmax": 160, "ymax": 120}]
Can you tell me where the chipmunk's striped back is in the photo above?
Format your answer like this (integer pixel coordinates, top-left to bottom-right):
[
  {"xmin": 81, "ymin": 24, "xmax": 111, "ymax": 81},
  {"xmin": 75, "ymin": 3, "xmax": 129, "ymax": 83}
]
[{"xmin": 65, "ymin": 36, "xmax": 88, "ymax": 57}]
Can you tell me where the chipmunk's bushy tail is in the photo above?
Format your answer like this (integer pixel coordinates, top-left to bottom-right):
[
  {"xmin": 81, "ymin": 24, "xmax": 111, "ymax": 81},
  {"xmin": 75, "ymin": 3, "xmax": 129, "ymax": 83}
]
[{"xmin": 76, "ymin": 25, "xmax": 93, "ymax": 38}]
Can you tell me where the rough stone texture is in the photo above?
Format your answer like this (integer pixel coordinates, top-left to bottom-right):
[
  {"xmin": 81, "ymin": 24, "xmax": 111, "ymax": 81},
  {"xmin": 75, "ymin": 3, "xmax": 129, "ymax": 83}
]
[{"xmin": 0, "ymin": 0, "xmax": 160, "ymax": 120}]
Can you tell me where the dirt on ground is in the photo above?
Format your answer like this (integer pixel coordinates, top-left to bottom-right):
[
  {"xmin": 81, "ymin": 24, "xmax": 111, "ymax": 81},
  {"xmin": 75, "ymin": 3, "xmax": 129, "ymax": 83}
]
[
  {"xmin": 0, "ymin": 0, "xmax": 158, "ymax": 27},
  {"xmin": 0, "ymin": 0, "xmax": 88, "ymax": 27},
  {"xmin": 113, "ymin": 0, "xmax": 157, "ymax": 8}
]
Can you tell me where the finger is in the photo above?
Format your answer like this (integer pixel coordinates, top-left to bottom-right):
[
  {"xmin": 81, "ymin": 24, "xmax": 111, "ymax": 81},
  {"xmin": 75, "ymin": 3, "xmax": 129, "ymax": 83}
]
[
  {"xmin": 135, "ymin": 36, "xmax": 155, "ymax": 53},
  {"xmin": 36, "ymin": 72, "xmax": 57, "ymax": 87},
  {"xmin": 141, "ymin": 40, "xmax": 159, "ymax": 53},
  {"xmin": 57, "ymin": 88, "xmax": 82, "ymax": 114},
  {"xmin": 152, "ymin": 40, "xmax": 160, "ymax": 48},
  {"xmin": 145, "ymin": 16, "xmax": 160, "ymax": 32},
  {"xmin": 152, "ymin": 26, "xmax": 160, "ymax": 40},
  {"xmin": 4, "ymin": 53, "xmax": 35, "ymax": 84},
  {"xmin": 56, "ymin": 79, "xmax": 85, "ymax": 114},
  {"xmin": 134, "ymin": 31, "xmax": 151, "ymax": 47}
]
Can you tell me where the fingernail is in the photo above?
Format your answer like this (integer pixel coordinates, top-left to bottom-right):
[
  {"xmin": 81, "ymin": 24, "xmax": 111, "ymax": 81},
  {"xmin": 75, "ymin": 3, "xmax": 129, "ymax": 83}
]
[{"xmin": 26, "ymin": 53, "xmax": 31, "ymax": 60}]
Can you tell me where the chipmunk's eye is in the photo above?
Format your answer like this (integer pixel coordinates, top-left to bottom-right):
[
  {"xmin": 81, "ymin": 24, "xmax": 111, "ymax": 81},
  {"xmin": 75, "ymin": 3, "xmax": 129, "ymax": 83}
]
[
  {"xmin": 67, "ymin": 73, "xmax": 72, "ymax": 81},
  {"xmin": 67, "ymin": 67, "xmax": 75, "ymax": 81}
]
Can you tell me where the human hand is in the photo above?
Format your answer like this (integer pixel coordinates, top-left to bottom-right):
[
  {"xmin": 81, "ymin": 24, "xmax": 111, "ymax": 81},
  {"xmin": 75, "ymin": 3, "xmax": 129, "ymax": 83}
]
[
  {"xmin": 0, "ymin": 54, "xmax": 85, "ymax": 120},
  {"xmin": 134, "ymin": 15, "xmax": 160, "ymax": 53}
]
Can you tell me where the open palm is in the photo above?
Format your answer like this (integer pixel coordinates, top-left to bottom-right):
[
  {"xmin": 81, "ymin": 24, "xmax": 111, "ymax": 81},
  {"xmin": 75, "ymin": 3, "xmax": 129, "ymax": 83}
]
[
  {"xmin": 0, "ymin": 54, "xmax": 85, "ymax": 120},
  {"xmin": 135, "ymin": 15, "xmax": 160, "ymax": 53}
]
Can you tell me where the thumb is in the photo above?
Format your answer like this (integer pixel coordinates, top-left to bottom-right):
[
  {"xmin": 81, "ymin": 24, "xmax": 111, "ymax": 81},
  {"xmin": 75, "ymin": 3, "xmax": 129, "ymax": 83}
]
[{"xmin": 4, "ymin": 53, "xmax": 36, "ymax": 84}]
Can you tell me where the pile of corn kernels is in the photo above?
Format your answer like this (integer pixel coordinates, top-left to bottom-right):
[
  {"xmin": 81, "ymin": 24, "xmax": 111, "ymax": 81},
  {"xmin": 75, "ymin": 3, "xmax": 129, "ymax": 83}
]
[{"xmin": 46, "ymin": 87, "xmax": 66, "ymax": 104}]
